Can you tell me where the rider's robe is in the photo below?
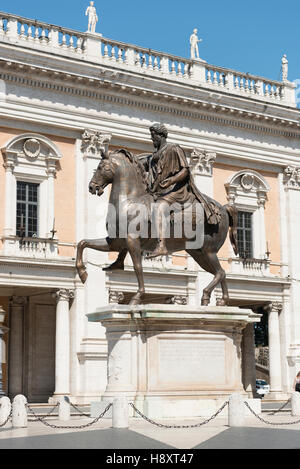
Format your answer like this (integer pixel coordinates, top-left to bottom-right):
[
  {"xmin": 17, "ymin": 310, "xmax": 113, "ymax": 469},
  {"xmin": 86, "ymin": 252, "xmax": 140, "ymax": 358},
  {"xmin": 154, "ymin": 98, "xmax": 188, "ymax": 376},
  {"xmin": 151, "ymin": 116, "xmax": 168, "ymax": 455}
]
[{"xmin": 143, "ymin": 143, "xmax": 221, "ymax": 225}]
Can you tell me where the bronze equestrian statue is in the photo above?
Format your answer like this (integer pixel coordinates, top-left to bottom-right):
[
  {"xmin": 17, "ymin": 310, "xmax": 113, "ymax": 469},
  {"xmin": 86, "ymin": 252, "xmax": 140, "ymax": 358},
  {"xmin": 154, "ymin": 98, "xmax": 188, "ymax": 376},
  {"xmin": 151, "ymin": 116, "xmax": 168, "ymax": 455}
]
[{"xmin": 76, "ymin": 123, "xmax": 239, "ymax": 306}]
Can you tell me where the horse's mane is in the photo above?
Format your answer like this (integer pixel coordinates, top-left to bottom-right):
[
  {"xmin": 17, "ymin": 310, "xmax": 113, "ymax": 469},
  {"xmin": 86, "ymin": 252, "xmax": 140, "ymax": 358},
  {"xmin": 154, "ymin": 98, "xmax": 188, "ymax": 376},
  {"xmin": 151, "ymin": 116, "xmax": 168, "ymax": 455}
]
[{"xmin": 114, "ymin": 149, "xmax": 149, "ymax": 191}]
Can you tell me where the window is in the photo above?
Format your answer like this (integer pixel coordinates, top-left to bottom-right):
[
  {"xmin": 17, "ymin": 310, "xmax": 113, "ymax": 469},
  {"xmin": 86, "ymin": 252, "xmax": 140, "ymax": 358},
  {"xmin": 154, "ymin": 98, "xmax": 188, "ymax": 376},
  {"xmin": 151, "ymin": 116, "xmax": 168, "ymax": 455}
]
[
  {"xmin": 237, "ymin": 211, "xmax": 253, "ymax": 258},
  {"xmin": 16, "ymin": 182, "xmax": 39, "ymax": 238}
]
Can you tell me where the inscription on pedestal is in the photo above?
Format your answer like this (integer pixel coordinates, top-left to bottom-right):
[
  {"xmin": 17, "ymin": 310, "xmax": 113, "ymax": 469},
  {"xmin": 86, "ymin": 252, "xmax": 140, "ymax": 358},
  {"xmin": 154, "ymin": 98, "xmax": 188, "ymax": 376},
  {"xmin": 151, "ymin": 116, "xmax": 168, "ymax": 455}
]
[{"xmin": 158, "ymin": 338, "xmax": 226, "ymax": 385}]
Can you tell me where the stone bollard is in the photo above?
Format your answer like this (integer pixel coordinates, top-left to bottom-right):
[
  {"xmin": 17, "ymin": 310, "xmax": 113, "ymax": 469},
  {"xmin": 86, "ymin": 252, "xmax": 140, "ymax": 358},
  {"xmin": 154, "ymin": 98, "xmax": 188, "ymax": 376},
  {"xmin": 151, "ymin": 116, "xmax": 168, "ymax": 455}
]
[
  {"xmin": 0, "ymin": 396, "xmax": 11, "ymax": 426},
  {"xmin": 291, "ymin": 392, "xmax": 300, "ymax": 417},
  {"xmin": 112, "ymin": 397, "xmax": 129, "ymax": 429},
  {"xmin": 12, "ymin": 395, "xmax": 27, "ymax": 428},
  {"xmin": 59, "ymin": 396, "xmax": 71, "ymax": 421},
  {"xmin": 228, "ymin": 394, "xmax": 245, "ymax": 427}
]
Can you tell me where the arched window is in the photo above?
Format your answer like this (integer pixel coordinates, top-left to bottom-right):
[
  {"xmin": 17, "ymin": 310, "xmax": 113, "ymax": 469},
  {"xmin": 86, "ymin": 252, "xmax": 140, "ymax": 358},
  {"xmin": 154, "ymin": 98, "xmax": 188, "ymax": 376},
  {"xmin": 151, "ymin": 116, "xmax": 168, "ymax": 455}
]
[
  {"xmin": 1, "ymin": 133, "xmax": 61, "ymax": 253},
  {"xmin": 225, "ymin": 170, "xmax": 270, "ymax": 260}
]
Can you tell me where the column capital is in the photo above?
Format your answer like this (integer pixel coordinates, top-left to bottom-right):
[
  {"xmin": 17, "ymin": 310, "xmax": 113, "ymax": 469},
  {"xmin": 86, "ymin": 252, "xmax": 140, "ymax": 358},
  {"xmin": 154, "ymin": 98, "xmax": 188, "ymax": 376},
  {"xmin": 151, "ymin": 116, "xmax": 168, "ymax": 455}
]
[
  {"xmin": 81, "ymin": 130, "xmax": 112, "ymax": 158},
  {"xmin": 190, "ymin": 149, "xmax": 216, "ymax": 176},
  {"xmin": 109, "ymin": 290, "xmax": 125, "ymax": 304},
  {"xmin": 3, "ymin": 160, "xmax": 15, "ymax": 173},
  {"xmin": 283, "ymin": 166, "xmax": 300, "ymax": 190},
  {"xmin": 10, "ymin": 296, "xmax": 27, "ymax": 307},
  {"xmin": 55, "ymin": 289, "xmax": 75, "ymax": 302},
  {"xmin": 167, "ymin": 295, "xmax": 188, "ymax": 305},
  {"xmin": 264, "ymin": 302, "xmax": 282, "ymax": 314}
]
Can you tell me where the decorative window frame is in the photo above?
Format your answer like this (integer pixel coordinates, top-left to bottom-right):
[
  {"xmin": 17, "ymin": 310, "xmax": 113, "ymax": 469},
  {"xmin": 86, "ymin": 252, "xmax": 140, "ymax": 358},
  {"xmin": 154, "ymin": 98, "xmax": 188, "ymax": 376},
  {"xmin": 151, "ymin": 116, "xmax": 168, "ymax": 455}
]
[
  {"xmin": 1, "ymin": 133, "xmax": 62, "ymax": 240},
  {"xmin": 225, "ymin": 170, "xmax": 270, "ymax": 260}
]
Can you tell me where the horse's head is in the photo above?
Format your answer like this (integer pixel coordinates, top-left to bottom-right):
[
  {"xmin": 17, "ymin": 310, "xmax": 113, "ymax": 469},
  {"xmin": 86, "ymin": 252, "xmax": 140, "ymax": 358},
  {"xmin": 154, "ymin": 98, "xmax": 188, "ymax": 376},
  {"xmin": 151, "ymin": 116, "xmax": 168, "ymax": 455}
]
[{"xmin": 89, "ymin": 149, "xmax": 115, "ymax": 196}]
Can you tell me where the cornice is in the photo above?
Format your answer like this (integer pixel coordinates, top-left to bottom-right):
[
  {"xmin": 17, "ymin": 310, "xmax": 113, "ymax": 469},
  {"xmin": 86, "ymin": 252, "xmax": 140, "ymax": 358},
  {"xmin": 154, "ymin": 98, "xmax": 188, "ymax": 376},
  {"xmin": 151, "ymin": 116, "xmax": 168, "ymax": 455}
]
[{"xmin": 1, "ymin": 58, "xmax": 300, "ymax": 139}]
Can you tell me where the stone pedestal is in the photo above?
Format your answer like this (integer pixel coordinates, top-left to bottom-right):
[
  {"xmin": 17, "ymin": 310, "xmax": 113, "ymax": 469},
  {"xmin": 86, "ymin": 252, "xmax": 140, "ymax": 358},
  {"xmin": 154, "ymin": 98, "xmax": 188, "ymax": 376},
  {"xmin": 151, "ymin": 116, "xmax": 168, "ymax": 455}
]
[{"xmin": 88, "ymin": 305, "xmax": 261, "ymax": 418}]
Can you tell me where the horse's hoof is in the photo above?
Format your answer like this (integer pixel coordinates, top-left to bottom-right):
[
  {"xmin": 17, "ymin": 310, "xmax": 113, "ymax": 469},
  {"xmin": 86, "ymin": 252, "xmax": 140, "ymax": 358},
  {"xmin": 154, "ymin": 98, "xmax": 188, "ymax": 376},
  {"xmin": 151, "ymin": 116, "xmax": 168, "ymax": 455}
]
[
  {"xmin": 201, "ymin": 299, "xmax": 210, "ymax": 306},
  {"xmin": 79, "ymin": 269, "xmax": 88, "ymax": 284},
  {"xmin": 216, "ymin": 299, "xmax": 227, "ymax": 306}
]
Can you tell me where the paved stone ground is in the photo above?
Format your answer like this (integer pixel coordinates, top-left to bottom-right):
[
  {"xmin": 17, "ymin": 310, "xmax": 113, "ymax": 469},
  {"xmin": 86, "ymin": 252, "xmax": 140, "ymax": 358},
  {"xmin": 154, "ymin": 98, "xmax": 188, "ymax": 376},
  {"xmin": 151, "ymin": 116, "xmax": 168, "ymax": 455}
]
[{"xmin": 0, "ymin": 412, "xmax": 300, "ymax": 449}]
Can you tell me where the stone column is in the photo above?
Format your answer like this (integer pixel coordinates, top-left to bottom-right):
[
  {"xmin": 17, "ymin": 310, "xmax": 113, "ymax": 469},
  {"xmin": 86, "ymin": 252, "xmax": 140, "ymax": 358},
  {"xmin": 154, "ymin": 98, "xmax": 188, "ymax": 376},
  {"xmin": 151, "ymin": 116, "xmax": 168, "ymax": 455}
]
[
  {"xmin": 0, "ymin": 307, "xmax": 9, "ymax": 397},
  {"xmin": 242, "ymin": 323, "xmax": 257, "ymax": 397},
  {"xmin": 3, "ymin": 160, "xmax": 15, "ymax": 237},
  {"xmin": 53, "ymin": 290, "xmax": 74, "ymax": 399},
  {"xmin": 46, "ymin": 161, "xmax": 57, "ymax": 238},
  {"xmin": 283, "ymin": 166, "xmax": 300, "ymax": 374},
  {"xmin": 8, "ymin": 297, "xmax": 26, "ymax": 398},
  {"xmin": 266, "ymin": 302, "xmax": 283, "ymax": 398}
]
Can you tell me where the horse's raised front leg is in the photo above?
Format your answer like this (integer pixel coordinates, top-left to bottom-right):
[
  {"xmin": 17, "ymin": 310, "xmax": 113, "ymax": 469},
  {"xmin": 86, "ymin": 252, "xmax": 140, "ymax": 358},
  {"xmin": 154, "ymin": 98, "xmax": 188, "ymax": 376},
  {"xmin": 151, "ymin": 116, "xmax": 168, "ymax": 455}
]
[
  {"xmin": 126, "ymin": 236, "xmax": 145, "ymax": 306},
  {"xmin": 76, "ymin": 237, "xmax": 110, "ymax": 284}
]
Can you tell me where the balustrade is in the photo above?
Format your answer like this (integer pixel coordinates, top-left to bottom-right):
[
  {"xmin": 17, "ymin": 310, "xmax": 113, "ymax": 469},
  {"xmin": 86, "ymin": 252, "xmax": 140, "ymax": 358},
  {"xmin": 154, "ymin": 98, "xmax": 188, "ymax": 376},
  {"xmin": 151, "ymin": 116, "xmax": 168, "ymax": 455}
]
[
  {"xmin": 0, "ymin": 13, "xmax": 85, "ymax": 55},
  {"xmin": 0, "ymin": 11, "xmax": 295, "ymax": 106},
  {"xmin": 229, "ymin": 257, "xmax": 271, "ymax": 276},
  {"xmin": 1, "ymin": 236, "xmax": 58, "ymax": 259}
]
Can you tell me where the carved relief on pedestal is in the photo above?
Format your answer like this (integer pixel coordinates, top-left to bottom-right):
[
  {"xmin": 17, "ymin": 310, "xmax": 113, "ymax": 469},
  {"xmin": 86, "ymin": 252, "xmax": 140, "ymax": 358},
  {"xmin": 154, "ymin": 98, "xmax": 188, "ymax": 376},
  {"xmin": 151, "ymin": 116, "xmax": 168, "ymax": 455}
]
[{"xmin": 81, "ymin": 130, "xmax": 112, "ymax": 158}]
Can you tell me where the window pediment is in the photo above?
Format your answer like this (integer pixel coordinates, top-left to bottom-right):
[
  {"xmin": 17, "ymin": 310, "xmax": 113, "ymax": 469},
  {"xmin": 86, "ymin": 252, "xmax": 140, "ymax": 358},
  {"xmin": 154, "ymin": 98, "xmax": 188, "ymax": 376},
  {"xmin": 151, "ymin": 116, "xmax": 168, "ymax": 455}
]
[
  {"xmin": 225, "ymin": 170, "xmax": 270, "ymax": 207},
  {"xmin": 1, "ymin": 133, "xmax": 62, "ymax": 177}
]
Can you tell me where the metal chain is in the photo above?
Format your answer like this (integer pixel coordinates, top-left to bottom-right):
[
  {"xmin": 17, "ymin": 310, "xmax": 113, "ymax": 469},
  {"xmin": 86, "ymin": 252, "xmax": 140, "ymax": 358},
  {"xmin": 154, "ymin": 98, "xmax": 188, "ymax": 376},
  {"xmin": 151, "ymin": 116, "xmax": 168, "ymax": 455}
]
[
  {"xmin": 266, "ymin": 398, "xmax": 291, "ymax": 416},
  {"xmin": 0, "ymin": 409, "xmax": 12, "ymax": 428},
  {"xmin": 129, "ymin": 401, "xmax": 229, "ymax": 429},
  {"xmin": 27, "ymin": 404, "xmax": 59, "ymax": 422},
  {"xmin": 26, "ymin": 403, "xmax": 112, "ymax": 430},
  {"xmin": 69, "ymin": 402, "xmax": 91, "ymax": 418},
  {"xmin": 244, "ymin": 401, "xmax": 300, "ymax": 426}
]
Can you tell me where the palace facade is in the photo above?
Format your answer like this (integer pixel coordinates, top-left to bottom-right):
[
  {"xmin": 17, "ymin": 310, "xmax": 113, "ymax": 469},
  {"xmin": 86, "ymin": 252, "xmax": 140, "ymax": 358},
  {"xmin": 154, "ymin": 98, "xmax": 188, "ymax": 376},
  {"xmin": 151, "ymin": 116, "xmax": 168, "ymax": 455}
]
[{"xmin": 0, "ymin": 11, "xmax": 299, "ymax": 403}]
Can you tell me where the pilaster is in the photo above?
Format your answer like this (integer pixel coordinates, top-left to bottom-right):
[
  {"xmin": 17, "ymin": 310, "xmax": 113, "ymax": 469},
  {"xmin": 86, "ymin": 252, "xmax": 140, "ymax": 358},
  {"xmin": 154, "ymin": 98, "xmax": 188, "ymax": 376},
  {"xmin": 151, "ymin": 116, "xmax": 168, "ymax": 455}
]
[{"xmin": 51, "ymin": 289, "xmax": 74, "ymax": 401}]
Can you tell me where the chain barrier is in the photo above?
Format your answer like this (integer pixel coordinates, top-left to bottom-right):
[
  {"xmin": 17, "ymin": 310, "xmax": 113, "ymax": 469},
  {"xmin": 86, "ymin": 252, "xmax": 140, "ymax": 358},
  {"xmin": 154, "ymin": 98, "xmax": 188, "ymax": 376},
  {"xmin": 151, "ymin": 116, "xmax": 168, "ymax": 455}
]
[
  {"xmin": 244, "ymin": 401, "xmax": 300, "ymax": 426},
  {"xmin": 26, "ymin": 402, "xmax": 112, "ymax": 430},
  {"xmin": 69, "ymin": 402, "xmax": 91, "ymax": 418},
  {"xmin": 27, "ymin": 404, "xmax": 59, "ymax": 422},
  {"xmin": 129, "ymin": 401, "xmax": 229, "ymax": 429},
  {"xmin": 2, "ymin": 398, "xmax": 300, "ymax": 430},
  {"xmin": 266, "ymin": 398, "xmax": 291, "ymax": 416}
]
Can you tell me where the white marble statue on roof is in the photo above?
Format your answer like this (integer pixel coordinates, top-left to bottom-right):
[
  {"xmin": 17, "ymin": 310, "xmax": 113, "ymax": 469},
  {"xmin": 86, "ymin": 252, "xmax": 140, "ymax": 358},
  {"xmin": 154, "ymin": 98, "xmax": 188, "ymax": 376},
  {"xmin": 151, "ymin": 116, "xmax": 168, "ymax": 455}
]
[
  {"xmin": 190, "ymin": 28, "xmax": 203, "ymax": 60},
  {"xmin": 86, "ymin": 1, "xmax": 99, "ymax": 33},
  {"xmin": 281, "ymin": 54, "xmax": 288, "ymax": 82}
]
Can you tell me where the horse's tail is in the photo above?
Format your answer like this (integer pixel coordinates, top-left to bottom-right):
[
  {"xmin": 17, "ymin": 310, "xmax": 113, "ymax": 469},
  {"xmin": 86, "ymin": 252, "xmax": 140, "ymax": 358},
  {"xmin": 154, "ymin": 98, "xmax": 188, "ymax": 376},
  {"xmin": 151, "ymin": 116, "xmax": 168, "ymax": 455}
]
[{"xmin": 225, "ymin": 204, "xmax": 239, "ymax": 256}]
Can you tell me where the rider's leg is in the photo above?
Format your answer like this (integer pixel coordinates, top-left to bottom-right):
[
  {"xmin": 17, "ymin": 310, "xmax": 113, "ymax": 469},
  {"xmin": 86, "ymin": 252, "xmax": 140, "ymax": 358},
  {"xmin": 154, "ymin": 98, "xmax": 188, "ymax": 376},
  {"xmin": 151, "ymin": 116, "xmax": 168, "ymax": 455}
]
[{"xmin": 147, "ymin": 200, "xmax": 170, "ymax": 259}]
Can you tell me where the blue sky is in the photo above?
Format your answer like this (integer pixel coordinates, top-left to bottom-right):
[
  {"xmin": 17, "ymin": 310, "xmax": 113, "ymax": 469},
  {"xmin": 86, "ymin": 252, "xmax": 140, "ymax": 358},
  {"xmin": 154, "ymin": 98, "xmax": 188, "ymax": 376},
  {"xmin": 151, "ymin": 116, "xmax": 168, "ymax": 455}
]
[{"xmin": 1, "ymin": 0, "xmax": 300, "ymax": 82}]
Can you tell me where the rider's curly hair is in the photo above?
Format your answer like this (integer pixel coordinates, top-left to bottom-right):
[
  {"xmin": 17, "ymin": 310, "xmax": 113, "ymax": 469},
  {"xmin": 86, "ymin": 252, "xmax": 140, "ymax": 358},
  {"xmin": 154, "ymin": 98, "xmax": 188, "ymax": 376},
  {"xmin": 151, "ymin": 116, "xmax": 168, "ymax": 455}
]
[{"xmin": 149, "ymin": 123, "xmax": 168, "ymax": 139}]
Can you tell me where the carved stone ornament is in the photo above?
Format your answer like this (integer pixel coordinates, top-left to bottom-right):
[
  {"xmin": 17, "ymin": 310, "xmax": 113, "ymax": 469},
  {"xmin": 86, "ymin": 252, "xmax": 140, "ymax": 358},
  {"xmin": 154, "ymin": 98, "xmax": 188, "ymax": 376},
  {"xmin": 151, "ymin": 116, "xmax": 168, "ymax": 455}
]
[
  {"xmin": 241, "ymin": 173, "xmax": 255, "ymax": 191},
  {"xmin": 81, "ymin": 130, "xmax": 112, "ymax": 157},
  {"xmin": 166, "ymin": 295, "xmax": 188, "ymax": 305},
  {"xmin": 109, "ymin": 291, "xmax": 125, "ymax": 304},
  {"xmin": 190, "ymin": 149, "xmax": 216, "ymax": 176},
  {"xmin": 55, "ymin": 289, "xmax": 75, "ymax": 302},
  {"xmin": 283, "ymin": 166, "xmax": 300, "ymax": 189},
  {"xmin": 23, "ymin": 138, "xmax": 41, "ymax": 160}
]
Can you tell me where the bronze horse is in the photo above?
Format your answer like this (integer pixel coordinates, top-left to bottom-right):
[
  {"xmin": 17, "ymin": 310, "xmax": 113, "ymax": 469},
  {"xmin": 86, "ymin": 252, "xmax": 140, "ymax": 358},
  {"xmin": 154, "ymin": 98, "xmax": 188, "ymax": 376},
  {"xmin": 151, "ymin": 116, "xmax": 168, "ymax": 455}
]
[{"xmin": 76, "ymin": 148, "xmax": 239, "ymax": 306}]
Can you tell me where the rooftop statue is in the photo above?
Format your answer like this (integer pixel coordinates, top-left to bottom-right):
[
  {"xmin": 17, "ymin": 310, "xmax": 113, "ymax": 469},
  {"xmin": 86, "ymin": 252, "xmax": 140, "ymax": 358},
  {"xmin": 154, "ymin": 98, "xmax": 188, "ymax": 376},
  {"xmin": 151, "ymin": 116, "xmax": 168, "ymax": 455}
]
[
  {"xmin": 281, "ymin": 54, "xmax": 288, "ymax": 82},
  {"xmin": 85, "ymin": 1, "xmax": 99, "ymax": 34},
  {"xmin": 76, "ymin": 124, "xmax": 239, "ymax": 306},
  {"xmin": 190, "ymin": 28, "xmax": 203, "ymax": 60}
]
